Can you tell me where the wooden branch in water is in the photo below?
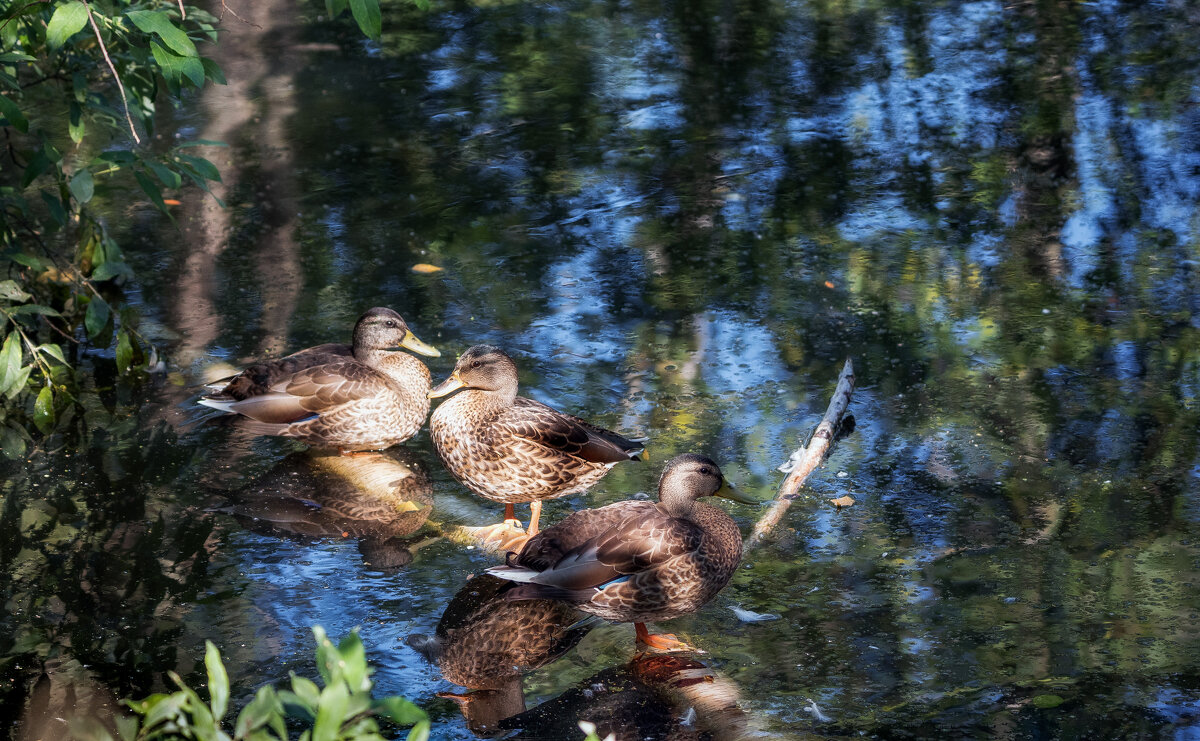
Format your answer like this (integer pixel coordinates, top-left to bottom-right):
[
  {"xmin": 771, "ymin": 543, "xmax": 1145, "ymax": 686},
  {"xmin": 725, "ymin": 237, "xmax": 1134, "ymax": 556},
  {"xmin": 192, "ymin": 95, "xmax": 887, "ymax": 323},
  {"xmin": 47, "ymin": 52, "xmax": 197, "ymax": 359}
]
[{"xmin": 746, "ymin": 358, "xmax": 856, "ymax": 551}]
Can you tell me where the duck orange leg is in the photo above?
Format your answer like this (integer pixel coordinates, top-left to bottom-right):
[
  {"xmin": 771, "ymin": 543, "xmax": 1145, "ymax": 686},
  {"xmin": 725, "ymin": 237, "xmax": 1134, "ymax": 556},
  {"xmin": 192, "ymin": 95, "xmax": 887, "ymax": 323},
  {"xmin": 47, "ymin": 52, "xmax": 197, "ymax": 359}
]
[
  {"xmin": 528, "ymin": 500, "xmax": 543, "ymax": 536},
  {"xmin": 635, "ymin": 622, "xmax": 700, "ymax": 653}
]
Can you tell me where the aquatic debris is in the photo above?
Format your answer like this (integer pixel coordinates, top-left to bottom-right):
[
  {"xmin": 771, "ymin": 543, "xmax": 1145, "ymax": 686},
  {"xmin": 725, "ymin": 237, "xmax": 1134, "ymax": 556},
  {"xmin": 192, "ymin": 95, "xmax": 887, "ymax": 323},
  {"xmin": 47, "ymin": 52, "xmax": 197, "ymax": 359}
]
[
  {"xmin": 411, "ymin": 263, "xmax": 444, "ymax": 273},
  {"xmin": 730, "ymin": 605, "xmax": 780, "ymax": 623},
  {"xmin": 803, "ymin": 698, "xmax": 832, "ymax": 723},
  {"xmin": 829, "ymin": 495, "xmax": 855, "ymax": 509},
  {"xmin": 679, "ymin": 706, "xmax": 697, "ymax": 727}
]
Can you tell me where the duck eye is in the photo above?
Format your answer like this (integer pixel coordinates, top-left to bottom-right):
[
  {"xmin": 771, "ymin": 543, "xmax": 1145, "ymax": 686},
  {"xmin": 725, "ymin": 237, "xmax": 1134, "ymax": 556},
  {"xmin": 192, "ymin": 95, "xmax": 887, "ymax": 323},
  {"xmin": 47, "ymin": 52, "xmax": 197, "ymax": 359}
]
[
  {"xmin": 471, "ymin": 360, "xmax": 482, "ymax": 369},
  {"xmin": 385, "ymin": 320, "xmax": 396, "ymax": 328},
  {"xmin": 699, "ymin": 467, "xmax": 710, "ymax": 475}
]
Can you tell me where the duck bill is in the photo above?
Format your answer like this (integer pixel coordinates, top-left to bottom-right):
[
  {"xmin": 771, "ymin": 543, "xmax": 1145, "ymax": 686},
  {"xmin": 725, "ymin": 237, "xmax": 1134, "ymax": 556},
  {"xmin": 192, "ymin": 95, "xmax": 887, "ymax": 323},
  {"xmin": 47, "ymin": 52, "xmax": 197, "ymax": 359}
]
[
  {"xmin": 401, "ymin": 330, "xmax": 440, "ymax": 358},
  {"xmin": 716, "ymin": 480, "xmax": 758, "ymax": 505},
  {"xmin": 428, "ymin": 371, "xmax": 466, "ymax": 398}
]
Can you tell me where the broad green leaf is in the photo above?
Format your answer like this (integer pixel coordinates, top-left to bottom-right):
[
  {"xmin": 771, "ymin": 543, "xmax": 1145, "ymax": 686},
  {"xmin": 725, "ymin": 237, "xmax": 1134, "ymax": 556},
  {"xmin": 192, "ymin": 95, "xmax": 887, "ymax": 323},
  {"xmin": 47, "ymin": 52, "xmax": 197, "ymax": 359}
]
[
  {"xmin": 277, "ymin": 689, "xmax": 316, "ymax": 722},
  {"xmin": 145, "ymin": 160, "xmax": 182, "ymax": 189},
  {"xmin": 133, "ymin": 170, "xmax": 169, "ymax": 214},
  {"xmin": 0, "ymin": 53, "xmax": 36, "ymax": 63},
  {"xmin": 373, "ymin": 696, "xmax": 426, "ymax": 725},
  {"xmin": 150, "ymin": 41, "xmax": 205, "ymax": 87},
  {"xmin": 0, "ymin": 331, "xmax": 20, "ymax": 390},
  {"xmin": 125, "ymin": 10, "xmax": 198, "ymax": 57},
  {"xmin": 406, "ymin": 718, "xmax": 431, "ymax": 741},
  {"xmin": 115, "ymin": 331, "xmax": 133, "ymax": 372},
  {"xmin": 336, "ymin": 631, "xmax": 368, "ymax": 690},
  {"xmin": 201, "ymin": 57, "xmax": 226, "ymax": 85},
  {"xmin": 412, "ymin": 0, "xmax": 430, "ymax": 11},
  {"xmin": 166, "ymin": 671, "xmax": 218, "ymax": 737},
  {"xmin": 46, "ymin": 2, "xmax": 89, "ymax": 50},
  {"xmin": 311, "ymin": 682, "xmax": 349, "ymax": 741},
  {"xmin": 91, "ymin": 261, "xmax": 134, "ymax": 281},
  {"xmin": 0, "ymin": 422, "xmax": 26, "ymax": 460},
  {"xmin": 40, "ymin": 191, "xmax": 67, "ymax": 227},
  {"xmin": 204, "ymin": 641, "xmax": 229, "ymax": 720},
  {"xmin": 176, "ymin": 153, "xmax": 221, "ymax": 181},
  {"xmin": 84, "ymin": 298, "xmax": 110, "ymax": 339},
  {"xmin": 9, "ymin": 253, "xmax": 45, "ymax": 270},
  {"xmin": 12, "ymin": 305, "xmax": 60, "ymax": 318},
  {"xmin": 0, "ymin": 279, "xmax": 32, "ymax": 301},
  {"xmin": 114, "ymin": 715, "xmax": 139, "ymax": 741},
  {"xmin": 290, "ymin": 674, "xmax": 321, "ymax": 710},
  {"xmin": 348, "ymin": 0, "xmax": 381, "ymax": 40},
  {"xmin": 69, "ymin": 169, "xmax": 95, "ymax": 204},
  {"xmin": 234, "ymin": 685, "xmax": 282, "ymax": 738},
  {"xmin": 2, "ymin": 365, "xmax": 31, "ymax": 399},
  {"xmin": 326, "ymin": 0, "xmax": 349, "ymax": 19},
  {"xmin": 20, "ymin": 150, "xmax": 50, "ymax": 188},
  {"xmin": 0, "ymin": 94, "xmax": 27, "ymax": 133},
  {"xmin": 33, "ymin": 385, "xmax": 54, "ymax": 433},
  {"xmin": 36, "ymin": 343, "xmax": 66, "ymax": 364},
  {"xmin": 69, "ymin": 101, "xmax": 86, "ymax": 143}
]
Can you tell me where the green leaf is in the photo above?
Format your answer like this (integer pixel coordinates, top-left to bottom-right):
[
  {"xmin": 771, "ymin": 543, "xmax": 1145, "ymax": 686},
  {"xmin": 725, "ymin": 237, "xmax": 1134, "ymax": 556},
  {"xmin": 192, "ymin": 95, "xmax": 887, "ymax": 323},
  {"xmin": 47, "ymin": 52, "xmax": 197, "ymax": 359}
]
[
  {"xmin": 84, "ymin": 298, "xmax": 109, "ymax": 339},
  {"xmin": 373, "ymin": 696, "xmax": 426, "ymax": 726},
  {"xmin": 125, "ymin": 10, "xmax": 198, "ymax": 57},
  {"xmin": 406, "ymin": 718, "xmax": 431, "ymax": 741},
  {"xmin": 145, "ymin": 160, "xmax": 182, "ymax": 189},
  {"xmin": 13, "ymin": 305, "xmax": 62, "ymax": 318},
  {"xmin": 0, "ymin": 279, "xmax": 32, "ymax": 302},
  {"xmin": 69, "ymin": 169, "xmax": 95, "ymax": 204},
  {"xmin": 0, "ymin": 53, "xmax": 36, "ymax": 63},
  {"xmin": 348, "ymin": 0, "xmax": 381, "ymax": 40},
  {"xmin": 326, "ymin": 0, "xmax": 349, "ymax": 19},
  {"xmin": 336, "ymin": 631, "xmax": 369, "ymax": 690},
  {"xmin": 91, "ymin": 261, "xmax": 134, "ymax": 281},
  {"xmin": 412, "ymin": 0, "xmax": 430, "ymax": 11},
  {"xmin": 8, "ymin": 253, "xmax": 45, "ymax": 270},
  {"xmin": 46, "ymin": 2, "xmax": 89, "ymax": 50},
  {"xmin": 33, "ymin": 385, "xmax": 54, "ymax": 434},
  {"xmin": 2, "ymin": 365, "xmax": 31, "ymax": 399},
  {"xmin": 36, "ymin": 343, "xmax": 67, "ymax": 364},
  {"xmin": 69, "ymin": 101, "xmax": 86, "ymax": 143},
  {"xmin": 40, "ymin": 191, "xmax": 67, "ymax": 228},
  {"xmin": 176, "ymin": 153, "xmax": 221, "ymax": 182},
  {"xmin": 134, "ymin": 170, "xmax": 169, "ymax": 214},
  {"xmin": 234, "ymin": 685, "xmax": 283, "ymax": 738},
  {"xmin": 1, "ymin": 331, "xmax": 19, "ymax": 388},
  {"xmin": 201, "ymin": 57, "xmax": 226, "ymax": 85},
  {"xmin": 290, "ymin": 674, "xmax": 321, "ymax": 710},
  {"xmin": 0, "ymin": 94, "xmax": 27, "ymax": 133},
  {"xmin": 311, "ymin": 682, "xmax": 349, "ymax": 741},
  {"xmin": 0, "ymin": 422, "xmax": 27, "ymax": 460},
  {"xmin": 150, "ymin": 41, "xmax": 205, "ymax": 87},
  {"xmin": 115, "ymin": 331, "xmax": 133, "ymax": 372},
  {"xmin": 1031, "ymin": 694, "xmax": 1064, "ymax": 709},
  {"xmin": 203, "ymin": 641, "xmax": 229, "ymax": 720}
]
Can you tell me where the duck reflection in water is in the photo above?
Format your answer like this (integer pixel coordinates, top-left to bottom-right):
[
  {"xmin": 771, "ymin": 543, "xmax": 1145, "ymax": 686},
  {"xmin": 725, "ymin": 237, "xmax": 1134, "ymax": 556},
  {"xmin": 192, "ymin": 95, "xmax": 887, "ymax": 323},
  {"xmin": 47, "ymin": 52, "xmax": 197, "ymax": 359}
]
[
  {"xmin": 406, "ymin": 573, "xmax": 594, "ymax": 735},
  {"xmin": 407, "ymin": 574, "xmax": 763, "ymax": 740},
  {"xmin": 210, "ymin": 449, "xmax": 438, "ymax": 571}
]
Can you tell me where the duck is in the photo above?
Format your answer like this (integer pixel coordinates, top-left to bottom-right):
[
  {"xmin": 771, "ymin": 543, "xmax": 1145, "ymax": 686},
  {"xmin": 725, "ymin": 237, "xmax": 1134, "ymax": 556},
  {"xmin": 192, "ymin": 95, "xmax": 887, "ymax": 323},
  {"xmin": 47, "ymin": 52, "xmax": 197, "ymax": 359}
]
[
  {"xmin": 427, "ymin": 344, "xmax": 643, "ymax": 536},
  {"xmin": 487, "ymin": 453, "xmax": 754, "ymax": 651},
  {"xmin": 199, "ymin": 307, "xmax": 439, "ymax": 453}
]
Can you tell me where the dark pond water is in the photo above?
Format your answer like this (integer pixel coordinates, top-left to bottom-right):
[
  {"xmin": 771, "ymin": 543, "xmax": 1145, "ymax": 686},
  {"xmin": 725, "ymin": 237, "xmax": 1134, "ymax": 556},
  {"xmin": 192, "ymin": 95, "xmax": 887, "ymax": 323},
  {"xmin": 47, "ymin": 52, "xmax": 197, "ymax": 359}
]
[{"xmin": 4, "ymin": 0, "xmax": 1200, "ymax": 738}]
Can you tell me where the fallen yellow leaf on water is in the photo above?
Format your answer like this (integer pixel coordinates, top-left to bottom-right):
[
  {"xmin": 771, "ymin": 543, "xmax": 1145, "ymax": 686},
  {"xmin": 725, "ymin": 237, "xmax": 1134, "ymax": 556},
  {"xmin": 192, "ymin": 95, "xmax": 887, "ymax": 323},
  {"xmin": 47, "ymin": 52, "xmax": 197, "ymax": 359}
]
[
  {"xmin": 411, "ymin": 263, "xmax": 444, "ymax": 274},
  {"xmin": 829, "ymin": 495, "xmax": 855, "ymax": 508}
]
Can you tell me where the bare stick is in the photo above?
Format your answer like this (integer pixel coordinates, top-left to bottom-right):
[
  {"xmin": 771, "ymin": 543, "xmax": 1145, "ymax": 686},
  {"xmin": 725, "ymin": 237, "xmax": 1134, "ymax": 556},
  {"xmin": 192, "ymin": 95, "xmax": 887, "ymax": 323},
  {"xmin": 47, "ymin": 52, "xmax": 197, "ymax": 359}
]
[
  {"xmin": 84, "ymin": 1, "xmax": 140, "ymax": 144},
  {"xmin": 745, "ymin": 358, "xmax": 856, "ymax": 551},
  {"xmin": 176, "ymin": 0, "xmax": 186, "ymax": 21}
]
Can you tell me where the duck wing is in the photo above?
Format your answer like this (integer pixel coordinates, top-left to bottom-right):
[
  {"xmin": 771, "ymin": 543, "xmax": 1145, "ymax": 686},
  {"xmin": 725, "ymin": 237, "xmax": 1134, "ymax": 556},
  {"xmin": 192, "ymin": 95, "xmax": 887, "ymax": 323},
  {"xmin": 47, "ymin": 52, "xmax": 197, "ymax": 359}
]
[
  {"xmin": 506, "ymin": 398, "xmax": 643, "ymax": 464},
  {"xmin": 207, "ymin": 345, "xmax": 353, "ymax": 399},
  {"xmin": 500, "ymin": 503, "xmax": 701, "ymax": 593},
  {"xmin": 207, "ymin": 358, "xmax": 384, "ymax": 424}
]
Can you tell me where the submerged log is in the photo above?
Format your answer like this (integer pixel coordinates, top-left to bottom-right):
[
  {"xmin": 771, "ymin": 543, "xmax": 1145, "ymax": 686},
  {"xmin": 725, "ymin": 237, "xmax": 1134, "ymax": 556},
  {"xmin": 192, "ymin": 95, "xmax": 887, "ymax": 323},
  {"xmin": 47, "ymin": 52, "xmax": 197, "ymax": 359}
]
[{"xmin": 746, "ymin": 358, "xmax": 856, "ymax": 552}]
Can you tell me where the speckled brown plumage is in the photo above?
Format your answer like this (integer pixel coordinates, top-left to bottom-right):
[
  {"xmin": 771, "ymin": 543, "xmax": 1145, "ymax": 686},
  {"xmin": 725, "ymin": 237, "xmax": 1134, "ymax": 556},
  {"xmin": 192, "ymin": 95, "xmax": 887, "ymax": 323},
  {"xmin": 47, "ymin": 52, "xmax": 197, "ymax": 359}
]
[
  {"xmin": 199, "ymin": 307, "xmax": 438, "ymax": 452},
  {"xmin": 428, "ymin": 345, "xmax": 642, "ymax": 508},
  {"xmin": 489, "ymin": 454, "xmax": 749, "ymax": 626},
  {"xmin": 406, "ymin": 574, "xmax": 590, "ymax": 691}
]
